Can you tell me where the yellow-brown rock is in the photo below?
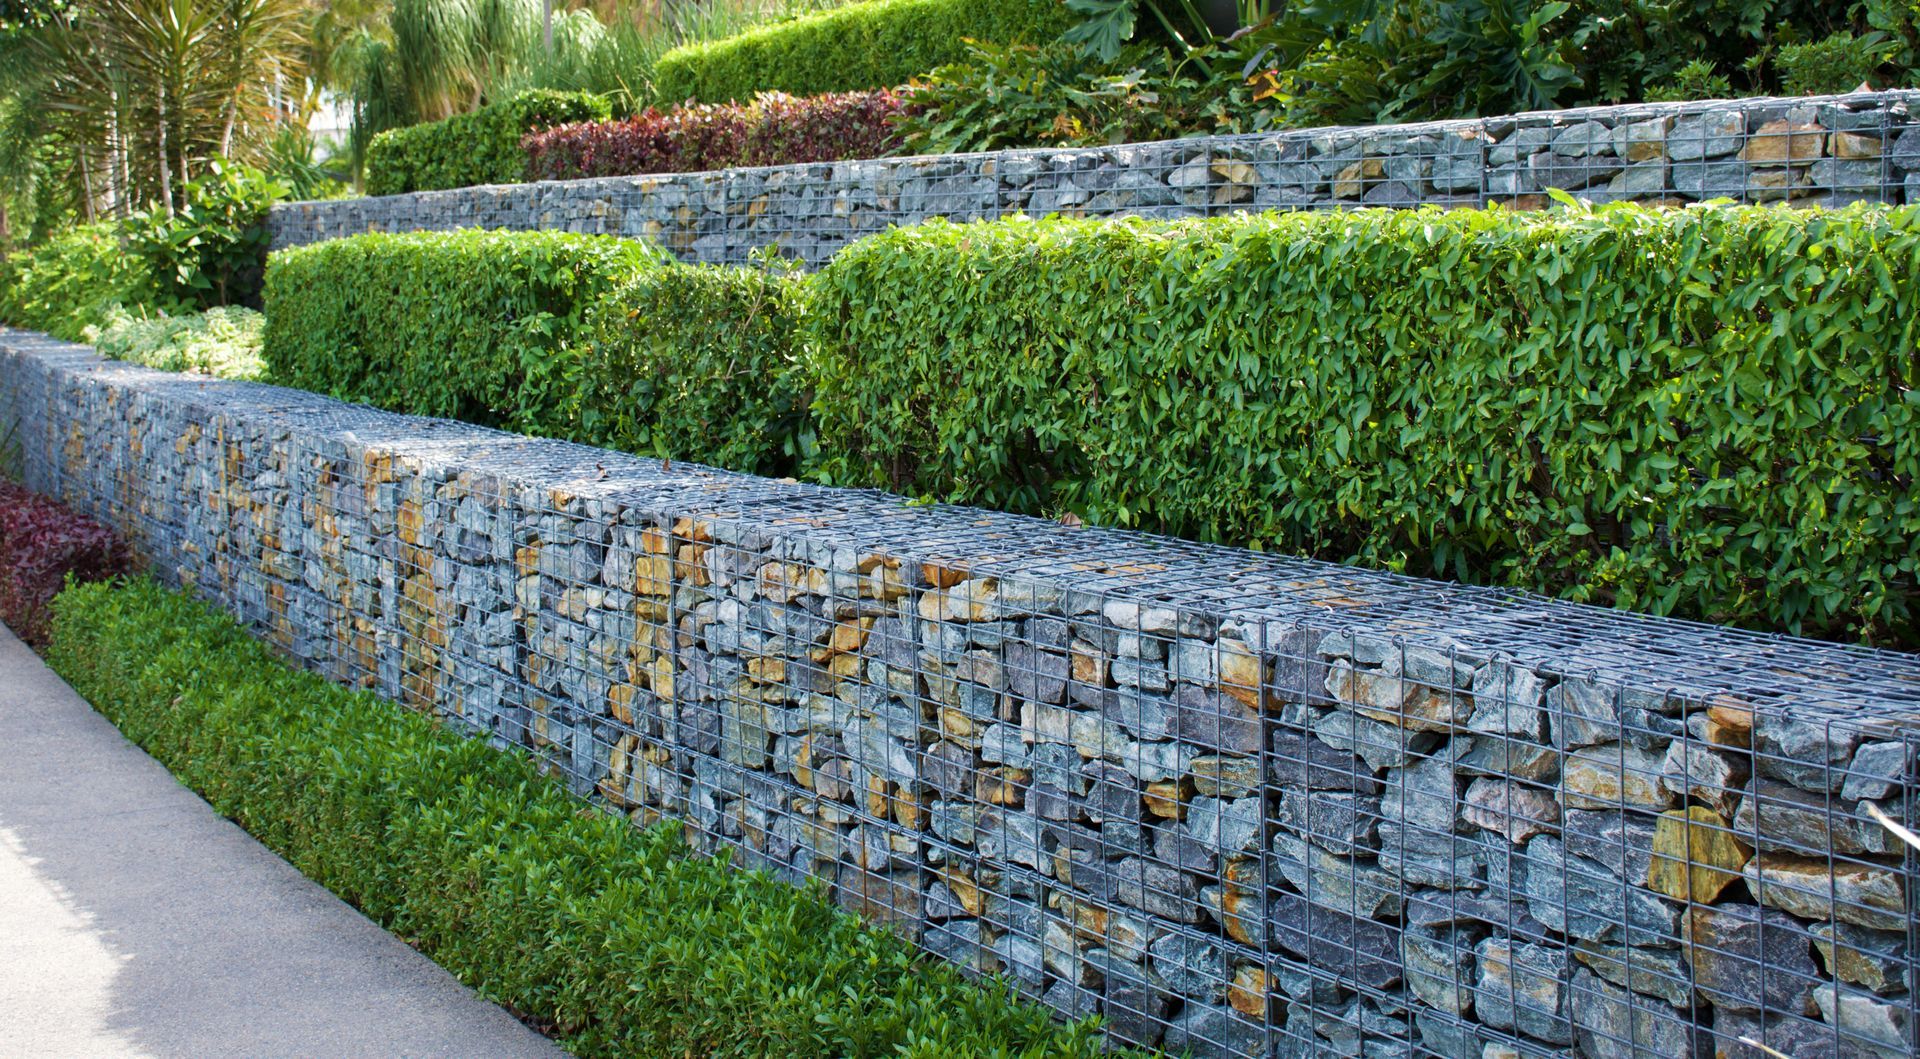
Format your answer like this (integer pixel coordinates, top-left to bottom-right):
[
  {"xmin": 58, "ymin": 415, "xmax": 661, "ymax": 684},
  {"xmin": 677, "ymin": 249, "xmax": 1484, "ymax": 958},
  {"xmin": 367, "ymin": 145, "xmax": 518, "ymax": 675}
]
[
  {"xmin": 1740, "ymin": 119, "xmax": 1824, "ymax": 164},
  {"xmin": 1646, "ymin": 806, "xmax": 1752, "ymax": 902}
]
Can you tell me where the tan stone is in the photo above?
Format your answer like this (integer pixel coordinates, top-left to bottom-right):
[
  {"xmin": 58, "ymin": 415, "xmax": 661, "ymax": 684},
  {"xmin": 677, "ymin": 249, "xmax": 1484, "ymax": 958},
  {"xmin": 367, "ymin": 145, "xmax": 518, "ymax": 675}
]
[
  {"xmin": 1218, "ymin": 639, "xmax": 1264, "ymax": 708},
  {"xmin": 1833, "ymin": 131, "xmax": 1882, "ymax": 160},
  {"xmin": 1229, "ymin": 964, "xmax": 1270, "ymax": 1018},
  {"xmin": 1333, "ymin": 157, "xmax": 1384, "ymax": 198},
  {"xmin": 1705, "ymin": 698, "xmax": 1753, "ymax": 748},
  {"xmin": 1070, "ymin": 643, "xmax": 1106, "ymax": 685},
  {"xmin": 1745, "ymin": 853, "xmax": 1907, "ymax": 931},
  {"xmin": 1740, "ymin": 119, "xmax": 1824, "ymax": 164},
  {"xmin": 940, "ymin": 866, "xmax": 985, "ymax": 916},
  {"xmin": 1563, "ymin": 743, "xmax": 1676, "ymax": 811},
  {"xmin": 921, "ymin": 562, "xmax": 969, "ymax": 588},
  {"xmin": 1145, "ymin": 778, "xmax": 1193, "ymax": 819},
  {"xmin": 1646, "ymin": 806, "xmax": 1752, "ymax": 903},
  {"xmin": 640, "ymin": 525, "xmax": 671, "ymax": 554}
]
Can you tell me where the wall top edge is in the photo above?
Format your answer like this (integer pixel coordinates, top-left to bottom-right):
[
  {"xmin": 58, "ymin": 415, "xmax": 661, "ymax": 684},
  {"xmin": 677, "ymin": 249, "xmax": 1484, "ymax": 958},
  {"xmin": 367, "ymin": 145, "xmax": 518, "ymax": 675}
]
[
  {"xmin": 6, "ymin": 327, "xmax": 1917, "ymax": 725},
  {"xmin": 267, "ymin": 89, "xmax": 1920, "ymax": 214}
]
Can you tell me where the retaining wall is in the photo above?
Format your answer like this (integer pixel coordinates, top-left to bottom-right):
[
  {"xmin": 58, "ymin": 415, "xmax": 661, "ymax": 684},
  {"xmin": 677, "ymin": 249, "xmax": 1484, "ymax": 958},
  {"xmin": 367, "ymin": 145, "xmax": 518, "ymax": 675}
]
[
  {"xmin": 4, "ymin": 328, "xmax": 1919, "ymax": 1058},
  {"xmin": 269, "ymin": 90, "xmax": 1920, "ymax": 267}
]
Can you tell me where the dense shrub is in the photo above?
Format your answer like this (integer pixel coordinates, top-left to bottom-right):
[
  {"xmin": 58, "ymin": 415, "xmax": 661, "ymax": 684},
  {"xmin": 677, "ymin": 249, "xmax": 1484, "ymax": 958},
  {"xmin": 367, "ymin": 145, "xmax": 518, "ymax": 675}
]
[
  {"xmin": 45, "ymin": 577, "xmax": 1115, "ymax": 1058},
  {"xmin": 366, "ymin": 90, "xmax": 612, "ymax": 196},
  {"xmin": 263, "ymin": 230, "xmax": 805, "ymax": 475},
  {"xmin": 123, "ymin": 160, "xmax": 288, "ymax": 311},
  {"xmin": 524, "ymin": 90, "xmax": 908, "ymax": 181},
  {"xmin": 0, "ymin": 161, "xmax": 283, "ymax": 339},
  {"xmin": 87, "ymin": 306, "xmax": 266, "ymax": 380},
  {"xmin": 806, "ymin": 205, "xmax": 1920, "ymax": 645},
  {"xmin": 263, "ymin": 230, "xmax": 660, "ymax": 434},
  {"xmin": 651, "ymin": 0, "xmax": 1073, "ymax": 103},
  {"xmin": 0, "ymin": 480, "xmax": 127, "ymax": 646},
  {"xmin": 0, "ymin": 224, "xmax": 165, "ymax": 340},
  {"xmin": 579, "ymin": 259, "xmax": 810, "ymax": 477}
]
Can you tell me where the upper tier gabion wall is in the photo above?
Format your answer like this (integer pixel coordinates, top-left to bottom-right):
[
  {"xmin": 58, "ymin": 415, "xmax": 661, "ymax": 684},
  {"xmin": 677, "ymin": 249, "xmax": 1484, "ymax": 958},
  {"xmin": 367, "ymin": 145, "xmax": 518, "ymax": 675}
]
[
  {"xmin": 4, "ymin": 327, "xmax": 1919, "ymax": 1059},
  {"xmin": 270, "ymin": 90, "xmax": 1920, "ymax": 267}
]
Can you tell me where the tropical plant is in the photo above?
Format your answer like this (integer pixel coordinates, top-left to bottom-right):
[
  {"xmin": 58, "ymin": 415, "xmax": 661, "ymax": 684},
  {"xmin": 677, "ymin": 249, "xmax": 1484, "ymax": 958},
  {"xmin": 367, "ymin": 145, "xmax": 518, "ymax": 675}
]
[{"xmin": 0, "ymin": 0, "xmax": 310, "ymax": 219}]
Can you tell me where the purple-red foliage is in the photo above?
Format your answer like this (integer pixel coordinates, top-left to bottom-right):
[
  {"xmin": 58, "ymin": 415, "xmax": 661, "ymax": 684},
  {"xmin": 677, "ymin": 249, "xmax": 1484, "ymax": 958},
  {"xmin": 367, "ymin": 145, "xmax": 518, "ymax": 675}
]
[
  {"xmin": 0, "ymin": 479, "xmax": 128, "ymax": 646},
  {"xmin": 523, "ymin": 89, "xmax": 910, "ymax": 181}
]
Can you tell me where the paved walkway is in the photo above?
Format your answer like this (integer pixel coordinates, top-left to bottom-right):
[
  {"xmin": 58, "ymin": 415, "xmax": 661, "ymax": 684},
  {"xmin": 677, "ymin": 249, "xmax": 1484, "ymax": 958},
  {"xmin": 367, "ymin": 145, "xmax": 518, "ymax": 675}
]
[{"xmin": 0, "ymin": 624, "xmax": 565, "ymax": 1059}]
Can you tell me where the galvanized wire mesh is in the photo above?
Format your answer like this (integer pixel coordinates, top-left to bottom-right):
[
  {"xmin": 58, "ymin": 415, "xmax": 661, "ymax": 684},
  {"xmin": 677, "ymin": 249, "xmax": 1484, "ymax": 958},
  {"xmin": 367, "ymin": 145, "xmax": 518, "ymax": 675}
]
[
  {"xmin": 268, "ymin": 90, "xmax": 1920, "ymax": 268},
  {"xmin": 4, "ymin": 330, "xmax": 1919, "ymax": 1059}
]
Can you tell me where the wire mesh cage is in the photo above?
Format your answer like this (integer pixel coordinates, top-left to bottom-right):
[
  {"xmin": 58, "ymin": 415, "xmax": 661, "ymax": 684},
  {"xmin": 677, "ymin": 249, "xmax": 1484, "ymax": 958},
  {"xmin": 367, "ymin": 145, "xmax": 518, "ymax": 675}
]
[
  {"xmin": 5, "ymin": 331, "xmax": 1917, "ymax": 1059},
  {"xmin": 269, "ymin": 90, "xmax": 1920, "ymax": 269}
]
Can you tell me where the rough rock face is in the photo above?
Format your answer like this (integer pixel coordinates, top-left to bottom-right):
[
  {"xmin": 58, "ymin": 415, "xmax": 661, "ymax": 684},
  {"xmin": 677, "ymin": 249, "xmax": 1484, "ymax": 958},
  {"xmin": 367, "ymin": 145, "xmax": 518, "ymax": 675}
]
[
  {"xmin": 266, "ymin": 92, "xmax": 1920, "ymax": 267},
  {"xmin": 5, "ymin": 330, "xmax": 1918, "ymax": 1059}
]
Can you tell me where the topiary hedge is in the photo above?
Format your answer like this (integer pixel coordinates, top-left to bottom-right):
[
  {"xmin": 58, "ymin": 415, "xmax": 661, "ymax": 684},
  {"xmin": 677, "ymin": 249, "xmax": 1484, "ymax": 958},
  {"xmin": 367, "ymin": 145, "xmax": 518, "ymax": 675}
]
[
  {"xmin": 365, "ymin": 90, "xmax": 611, "ymax": 196},
  {"xmin": 263, "ymin": 230, "xmax": 808, "ymax": 477},
  {"xmin": 580, "ymin": 260, "xmax": 811, "ymax": 477},
  {"xmin": 44, "ymin": 577, "xmax": 1116, "ymax": 1058},
  {"xmin": 651, "ymin": 0, "xmax": 1073, "ymax": 103},
  {"xmin": 805, "ymin": 205, "xmax": 1920, "ymax": 646},
  {"xmin": 263, "ymin": 229, "xmax": 661, "ymax": 433}
]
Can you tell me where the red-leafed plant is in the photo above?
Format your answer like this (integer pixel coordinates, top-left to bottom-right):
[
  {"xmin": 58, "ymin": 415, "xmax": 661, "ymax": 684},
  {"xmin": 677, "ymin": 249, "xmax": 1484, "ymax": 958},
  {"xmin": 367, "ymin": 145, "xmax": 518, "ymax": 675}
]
[
  {"xmin": 523, "ymin": 89, "xmax": 911, "ymax": 181},
  {"xmin": 0, "ymin": 478, "xmax": 128, "ymax": 647}
]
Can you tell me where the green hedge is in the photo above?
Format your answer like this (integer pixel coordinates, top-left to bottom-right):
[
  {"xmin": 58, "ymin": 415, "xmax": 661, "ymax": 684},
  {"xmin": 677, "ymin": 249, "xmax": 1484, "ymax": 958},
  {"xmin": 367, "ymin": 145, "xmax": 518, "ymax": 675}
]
[
  {"xmin": 580, "ymin": 262, "xmax": 811, "ymax": 477},
  {"xmin": 263, "ymin": 229, "xmax": 659, "ymax": 432},
  {"xmin": 263, "ymin": 230, "xmax": 807, "ymax": 476},
  {"xmin": 651, "ymin": 0, "xmax": 1073, "ymax": 103},
  {"xmin": 365, "ymin": 90, "xmax": 611, "ymax": 196},
  {"xmin": 806, "ymin": 206, "xmax": 1920, "ymax": 645},
  {"xmin": 45, "ymin": 578, "xmax": 1112, "ymax": 1057}
]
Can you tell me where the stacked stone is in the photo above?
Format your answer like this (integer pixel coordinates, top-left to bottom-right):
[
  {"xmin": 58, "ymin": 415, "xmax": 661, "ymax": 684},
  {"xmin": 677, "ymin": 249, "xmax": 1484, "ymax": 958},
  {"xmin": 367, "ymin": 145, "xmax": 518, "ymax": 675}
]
[
  {"xmin": 5, "ymin": 328, "xmax": 1919, "ymax": 1059},
  {"xmin": 267, "ymin": 90, "xmax": 1920, "ymax": 268}
]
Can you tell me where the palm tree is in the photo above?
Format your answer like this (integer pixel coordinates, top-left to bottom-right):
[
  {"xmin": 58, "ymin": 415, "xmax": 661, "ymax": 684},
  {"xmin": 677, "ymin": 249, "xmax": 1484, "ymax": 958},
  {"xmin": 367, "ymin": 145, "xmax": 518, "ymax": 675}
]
[{"xmin": 0, "ymin": 0, "xmax": 312, "ymax": 219}]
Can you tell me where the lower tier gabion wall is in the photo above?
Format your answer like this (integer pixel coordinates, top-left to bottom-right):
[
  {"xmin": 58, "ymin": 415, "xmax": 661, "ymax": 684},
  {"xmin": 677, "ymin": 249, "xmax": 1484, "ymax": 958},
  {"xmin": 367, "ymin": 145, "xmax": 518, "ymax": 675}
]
[{"xmin": 4, "ymin": 328, "xmax": 1918, "ymax": 1059}]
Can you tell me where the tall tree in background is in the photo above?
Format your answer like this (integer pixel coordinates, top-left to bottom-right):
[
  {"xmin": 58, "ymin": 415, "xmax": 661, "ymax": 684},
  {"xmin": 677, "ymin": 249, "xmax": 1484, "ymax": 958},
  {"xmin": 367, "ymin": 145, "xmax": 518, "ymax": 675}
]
[{"xmin": 0, "ymin": 0, "xmax": 309, "ymax": 224}]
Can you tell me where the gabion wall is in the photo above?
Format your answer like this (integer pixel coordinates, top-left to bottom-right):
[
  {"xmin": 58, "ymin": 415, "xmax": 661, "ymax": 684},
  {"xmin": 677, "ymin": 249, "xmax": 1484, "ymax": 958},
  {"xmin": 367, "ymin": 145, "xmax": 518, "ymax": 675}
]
[
  {"xmin": 5, "ymin": 329, "xmax": 1918, "ymax": 1059},
  {"xmin": 269, "ymin": 90, "xmax": 1920, "ymax": 267}
]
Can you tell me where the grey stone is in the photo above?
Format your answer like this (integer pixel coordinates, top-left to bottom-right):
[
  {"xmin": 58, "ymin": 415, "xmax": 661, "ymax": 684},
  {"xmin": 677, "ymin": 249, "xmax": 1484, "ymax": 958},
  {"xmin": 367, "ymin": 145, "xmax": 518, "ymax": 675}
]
[
  {"xmin": 1812, "ymin": 981, "xmax": 1913, "ymax": 1058},
  {"xmin": 1474, "ymin": 937, "xmax": 1571, "ymax": 1044},
  {"xmin": 1755, "ymin": 714, "xmax": 1863, "ymax": 793},
  {"xmin": 1276, "ymin": 788, "xmax": 1381, "ymax": 855},
  {"xmin": 1683, "ymin": 903, "xmax": 1820, "ymax": 1013},
  {"xmin": 1404, "ymin": 925, "xmax": 1477, "ymax": 1016},
  {"xmin": 1271, "ymin": 889, "xmax": 1404, "ymax": 990},
  {"xmin": 1569, "ymin": 966, "xmax": 1697, "ymax": 1059},
  {"xmin": 1147, "ymin": 932, "xmax": 1228, "ymax": 1001},
  {"xmin": 1668, "ymin": 109, "xmax": 1746, "ymax": 160},
  {"xmin": 1813, "ymin": 921, "xmax": 1912, "ymax": 995},
  {"xmin": 1521, "ymin": 834, "xmax": 1680, "ymax": 945},
  {"xmin": 1841, "ymin": 741, "xmax": 1909, "ymax": 803}
]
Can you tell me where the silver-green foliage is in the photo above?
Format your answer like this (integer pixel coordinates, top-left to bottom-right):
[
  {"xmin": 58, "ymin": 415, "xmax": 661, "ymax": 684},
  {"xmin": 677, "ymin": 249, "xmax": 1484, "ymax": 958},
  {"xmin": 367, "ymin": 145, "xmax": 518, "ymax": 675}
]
[{"xmin": 87, "ymin": 306, "xmax": 266, "ymax": 380}]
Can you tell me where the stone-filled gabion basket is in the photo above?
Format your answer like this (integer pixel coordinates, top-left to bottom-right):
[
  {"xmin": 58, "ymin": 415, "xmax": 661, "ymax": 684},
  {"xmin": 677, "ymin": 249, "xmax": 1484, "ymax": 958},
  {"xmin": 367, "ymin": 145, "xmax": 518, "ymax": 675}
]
[
  {"xmin": 4, "ymin": 328, "xmax": 1917, "ymax": 1059},
  {"xmin": 268, "ymin": 90, "xmax": 1920, "ymax": 268}
]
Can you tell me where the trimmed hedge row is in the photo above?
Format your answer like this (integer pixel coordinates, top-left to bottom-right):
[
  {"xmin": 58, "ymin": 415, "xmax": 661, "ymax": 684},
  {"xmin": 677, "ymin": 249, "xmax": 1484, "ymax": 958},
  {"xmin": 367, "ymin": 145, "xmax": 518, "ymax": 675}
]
[
  {"xmin": 808, "ymin": 206, "xmax": 1920, "ymax": 645},
  {"xmin": 0, "ymin": 479, "xmax": 127, "ymax": 646},
  {"xmin": 261, "ymin": 206, "xmax": 1920, "ymax": 645},
  {"xmin": 524, "ymin": 90, "xmax": 909, "ymax": 182},
  {"xmin": 366, "ymin": 90, "xmax": 610, "ymax": 196},
  {"xmin": 651, "ymin": 0, "xmax": 1073, "ymax": 103},
  {"xmin": 44, "ymin": 577, "xmax": 1114, "ymax": 1057},
  {"xmin": 262, "ymin": 231, "xmax": 805, "ymax": 477}
]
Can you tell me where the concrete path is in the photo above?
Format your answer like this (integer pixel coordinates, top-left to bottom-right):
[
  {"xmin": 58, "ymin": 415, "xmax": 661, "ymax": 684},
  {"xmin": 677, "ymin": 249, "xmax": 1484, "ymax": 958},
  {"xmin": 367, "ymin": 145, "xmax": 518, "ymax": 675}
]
[{"xmin": 0, "ymin": 623, "xmax": 566, "ymax": 1059}]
